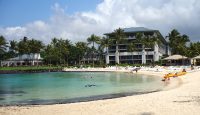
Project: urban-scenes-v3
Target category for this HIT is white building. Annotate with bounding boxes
[1,53,43,66]
[104,27,170,65]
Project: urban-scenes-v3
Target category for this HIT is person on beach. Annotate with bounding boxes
[132,68,139,73]
[162,73,171,81]
[191,64,194,70]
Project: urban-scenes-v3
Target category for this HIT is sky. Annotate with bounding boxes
[0,0,200,43]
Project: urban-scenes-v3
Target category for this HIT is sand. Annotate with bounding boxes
[1,69,200,115]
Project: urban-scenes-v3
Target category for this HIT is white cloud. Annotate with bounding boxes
[0,26,27,41]
[1,0,200,43]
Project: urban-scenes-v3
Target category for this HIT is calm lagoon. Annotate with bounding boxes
[0,72,164,105]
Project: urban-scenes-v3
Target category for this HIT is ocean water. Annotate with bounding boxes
[0,72,165,105]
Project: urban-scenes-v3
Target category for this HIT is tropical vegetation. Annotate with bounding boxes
[0,28,200,68]
[110,28,126,64]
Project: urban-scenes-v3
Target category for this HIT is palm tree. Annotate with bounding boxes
[29,39,44,66]
[5,40,18,60]
[55,38,71,65]
[29,39,43,54]
[168,29,190,55]
[0,36,7,55]
[17,37,30,65]
[128,41,137,64]
[134,32,161,64]
[9,40,18,52]
[43,38,60,65]
[87,34,100,67]
[189,42,200,56]
[75,42,88,65]
[111,28,126,64]
[0,36,7,66]
[52,38,58,47]
[62,39,71,66]
[178,34,190,55]
[100,37,111,64]
[18,37,29,54]
[167,29,190,65]
[46,38,71,66]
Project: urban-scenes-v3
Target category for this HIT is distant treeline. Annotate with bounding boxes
[0,28,200,66]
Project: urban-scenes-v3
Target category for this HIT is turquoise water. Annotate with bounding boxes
[0,72,164,105]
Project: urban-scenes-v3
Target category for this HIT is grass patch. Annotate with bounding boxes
[0,66,63,71]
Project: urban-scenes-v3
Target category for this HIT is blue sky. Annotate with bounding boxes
[0,0,102,27]
[0,0,199,42]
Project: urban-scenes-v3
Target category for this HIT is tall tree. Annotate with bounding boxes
[5,40,18,59]
[43,38,71,66]
[87,34,100,67]
[0,36,8,65]
[59,39,71,66]
[18,37,29,57]
[130,32,161,64]
[75,42,88,65]
[29,39,44,65]
[29,39,44,54]
[0,36,7,55]
[43,38,60,65]
[168,29,190,55]
[9,40,18,52]
[128,41,137,64]
[100,37,111,65]
[111,28,126,64]
[186,42,200,58]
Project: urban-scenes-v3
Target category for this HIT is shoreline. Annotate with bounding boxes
[0,70,170,106]
[1,69,200,115]
[0,68,63,74]
[0,90,161,107]
[0,68,182,106]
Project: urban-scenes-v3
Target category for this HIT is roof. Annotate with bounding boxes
[163,55,188,60]
[8,53,42,61]
[193,55,200,59]
[123,27,156,33]
[104,27,156,35]
[104,27,167,44]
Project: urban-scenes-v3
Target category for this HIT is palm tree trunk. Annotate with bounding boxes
[79,55,80,65]
[132,52,134,65]
[66,56,68,67]
[84,56,85,65]
[50,59,51,67]
[115,43,119,64]
[106,47,109,65]
[142,45,146,64]
[92,42,94,68]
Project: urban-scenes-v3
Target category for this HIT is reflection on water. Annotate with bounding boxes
[0,72,164,105]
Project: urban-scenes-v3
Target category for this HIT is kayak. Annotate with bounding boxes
[163,73,175,79]
[162,72,187,81]
[174,72,187,76]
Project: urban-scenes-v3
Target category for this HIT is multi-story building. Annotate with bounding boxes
[104,27,170,65]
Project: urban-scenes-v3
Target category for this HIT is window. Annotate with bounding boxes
[133,55,142,59]
[146,55,153,59]
[109,56,115,60]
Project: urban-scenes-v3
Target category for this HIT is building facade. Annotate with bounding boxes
[1,53,43,66]
[104,27,170,65]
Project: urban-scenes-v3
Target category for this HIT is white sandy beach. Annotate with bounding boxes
[1,68,200,115]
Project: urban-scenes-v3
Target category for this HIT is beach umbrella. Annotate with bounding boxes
[163,55,188,60]
[193,55,200,59]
